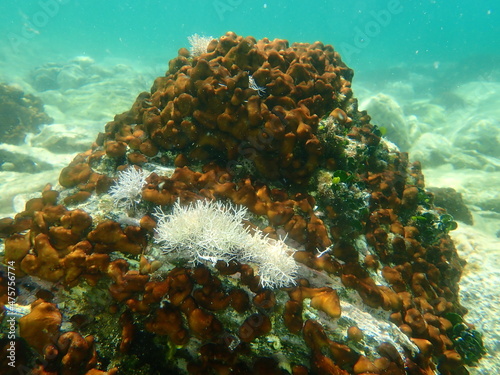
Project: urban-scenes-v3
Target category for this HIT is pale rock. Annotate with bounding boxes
[453,81,500,115]
[403,100,447,129]
[56,64,87,90]
[409,133,455,167]
[451,226,500,375]
[359,93,412,151]
[452,116,500,158]
[28,122,100,153]
[0,143,74,218]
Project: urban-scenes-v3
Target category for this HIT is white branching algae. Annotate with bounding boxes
[154,199,298,288]
[109,166,149,209]
[188,33,214,57]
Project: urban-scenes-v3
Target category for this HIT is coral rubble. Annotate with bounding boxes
[0,32,484,375]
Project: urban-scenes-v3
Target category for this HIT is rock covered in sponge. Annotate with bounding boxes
[19,299,62,354]
[0,32,479,375]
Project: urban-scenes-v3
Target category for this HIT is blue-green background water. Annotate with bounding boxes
[0,2,499,374]
[1,0,499,80]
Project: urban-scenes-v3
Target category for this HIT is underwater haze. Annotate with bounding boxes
[1,1,499,73]
[0,1,499,375]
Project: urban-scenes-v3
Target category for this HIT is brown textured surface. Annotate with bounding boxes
[0,33,474,375]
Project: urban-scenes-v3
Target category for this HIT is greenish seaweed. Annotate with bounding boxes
[411,212,458,245]
[444,313,486,366]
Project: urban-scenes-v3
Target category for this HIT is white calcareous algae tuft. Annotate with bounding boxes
[154,199,298,288]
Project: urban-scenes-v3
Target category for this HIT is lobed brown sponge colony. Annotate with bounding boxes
[0,32,481,375]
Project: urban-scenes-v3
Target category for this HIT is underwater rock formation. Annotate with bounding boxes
[0,32,484,375]
[0,83,53,145]
[427,187,473,226]
[29,56,101,92]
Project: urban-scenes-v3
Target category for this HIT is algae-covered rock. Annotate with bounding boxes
[0,83,53,145]
[0,33,485,375]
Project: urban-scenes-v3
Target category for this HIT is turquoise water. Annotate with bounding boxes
[0,2,499,374]
[1,1,499,75]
